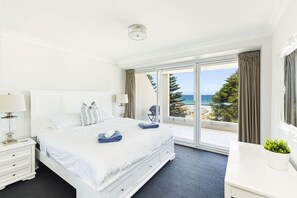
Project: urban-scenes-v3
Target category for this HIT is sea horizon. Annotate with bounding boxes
[182,94,213,106]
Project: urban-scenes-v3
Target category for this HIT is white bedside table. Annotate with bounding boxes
[225,141,297,198]
[0,138,36,190]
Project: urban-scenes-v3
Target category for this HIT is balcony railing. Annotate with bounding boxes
[201,120,238,133]
[164,116,238,133]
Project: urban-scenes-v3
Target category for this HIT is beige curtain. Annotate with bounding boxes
[238,51,260,144]
[124,69,135,118]
[284,50,297,126]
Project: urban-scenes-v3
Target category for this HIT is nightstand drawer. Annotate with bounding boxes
[0,157,31,171]
[0,164,31,183]
[0,147,31,161]
[0,139,36,190]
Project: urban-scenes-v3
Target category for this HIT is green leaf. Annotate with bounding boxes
[264,139,291,154]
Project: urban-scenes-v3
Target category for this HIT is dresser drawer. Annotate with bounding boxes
[137,155,160,182]
[0,165,31,184]
[0,157,31,171]
[107,174,134,198]
[0,146,31,162]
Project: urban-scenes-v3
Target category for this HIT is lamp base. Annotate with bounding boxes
[2,132,18,145]
[119,104,125,117]
[2,139,18,145]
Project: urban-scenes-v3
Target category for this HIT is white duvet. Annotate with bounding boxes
[38,118,173,189]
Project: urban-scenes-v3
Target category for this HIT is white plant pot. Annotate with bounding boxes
[265,149,290,171]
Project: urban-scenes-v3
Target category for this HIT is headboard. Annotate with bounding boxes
[30,90,112,137]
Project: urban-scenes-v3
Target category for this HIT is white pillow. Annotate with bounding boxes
[80,102,102,126]
[48,113,81,129]
[100,109,114,121]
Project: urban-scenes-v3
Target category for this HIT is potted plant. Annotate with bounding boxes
[264,139,291,171]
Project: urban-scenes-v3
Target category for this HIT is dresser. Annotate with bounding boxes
[0,138,36,190]
[225,141,297,198]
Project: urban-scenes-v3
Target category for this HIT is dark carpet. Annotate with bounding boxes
[0,145,227,198]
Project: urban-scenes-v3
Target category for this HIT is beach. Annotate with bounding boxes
[183,104,211,119]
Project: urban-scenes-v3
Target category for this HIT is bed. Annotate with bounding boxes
[30,90,175,198]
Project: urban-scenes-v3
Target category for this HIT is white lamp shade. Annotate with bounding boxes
[116,94,128,104]
[0,94,26,112]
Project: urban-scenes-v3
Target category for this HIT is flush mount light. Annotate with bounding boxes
[128,24,147,41]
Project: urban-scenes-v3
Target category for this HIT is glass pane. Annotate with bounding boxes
[162,67,194,143]
[200,63,238,148]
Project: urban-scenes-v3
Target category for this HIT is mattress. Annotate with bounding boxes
[37,118,173,189]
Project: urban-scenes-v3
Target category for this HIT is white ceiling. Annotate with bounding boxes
[1,0,287,65]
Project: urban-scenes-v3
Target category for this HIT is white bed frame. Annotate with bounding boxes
[30,90,175,198]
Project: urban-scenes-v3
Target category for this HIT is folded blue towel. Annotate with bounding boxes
[138,122,159,129]
[98,130,122,143]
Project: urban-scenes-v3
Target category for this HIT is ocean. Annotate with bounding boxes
[182,94,213,106]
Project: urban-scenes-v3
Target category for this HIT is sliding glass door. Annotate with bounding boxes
[135,57,239,152]
[197,62,238,150]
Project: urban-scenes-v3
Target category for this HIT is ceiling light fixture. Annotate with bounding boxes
[128,24,147,41]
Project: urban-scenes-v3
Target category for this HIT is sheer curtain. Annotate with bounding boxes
[124,69,136,118]
[284,49,297,126]
[238,51,260,144]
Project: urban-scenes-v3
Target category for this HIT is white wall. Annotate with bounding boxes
[271,0,297,166]
[135,73,157,121]
[0,34,124,141]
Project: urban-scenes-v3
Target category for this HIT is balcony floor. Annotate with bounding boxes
[164,123,238,148]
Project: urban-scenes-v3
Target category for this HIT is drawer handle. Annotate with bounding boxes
[13,174,16,176]
[149,165,152,168]
[121,188,125,192]
[12,164,16,167]
[12,154,16,157]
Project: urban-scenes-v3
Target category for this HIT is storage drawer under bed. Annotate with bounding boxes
[107,174,134,198]
[160,144,173,160]
[137,155,161,183]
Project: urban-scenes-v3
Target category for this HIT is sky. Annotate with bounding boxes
[149,67,237,95]
[178,68,237,95]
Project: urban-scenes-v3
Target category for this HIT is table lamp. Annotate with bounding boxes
[0,93,26,145]
[116,94,128,117]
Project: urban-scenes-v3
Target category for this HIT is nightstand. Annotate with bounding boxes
[0,138,36,190]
